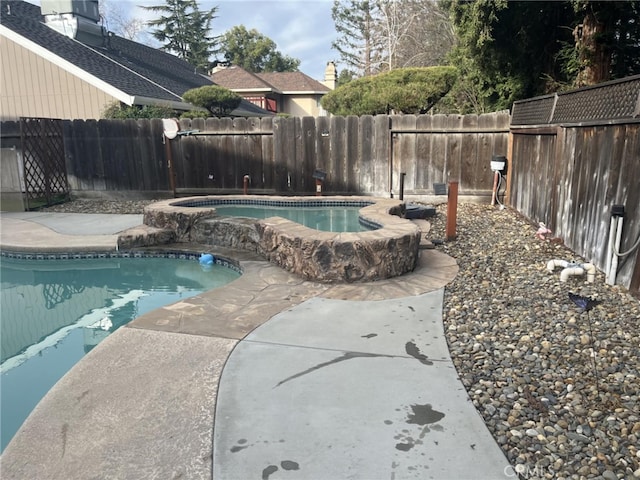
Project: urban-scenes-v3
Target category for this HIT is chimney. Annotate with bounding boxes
[322,61,337,90]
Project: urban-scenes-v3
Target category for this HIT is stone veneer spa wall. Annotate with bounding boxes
[140,196,421,283]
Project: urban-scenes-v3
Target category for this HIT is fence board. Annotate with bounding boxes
[149,119,168,191]
[415,115,433,192]
[346,116,359,192]
[327,116,343,192]
[460,115,478,192]
[431,115,448,186]
[373,115,390,196]
[358,115,374,194]
[393,115,416,195]
[477,114,496,195]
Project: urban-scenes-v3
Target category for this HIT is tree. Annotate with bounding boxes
[331,0,382,76]
[218,26,300,73]
[320,66,457,115]
[100,0,148,42]
[443,0,640,113]
[142,0,218,72]
[182,85,241,116]
[571,1,640,86]
[390,1,455,69]
[332,0,455,77]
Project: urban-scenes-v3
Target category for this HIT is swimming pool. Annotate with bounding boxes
[211,205,371,232]
[0,254,240,452]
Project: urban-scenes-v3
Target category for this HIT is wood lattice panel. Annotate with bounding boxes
[20,118,69,209]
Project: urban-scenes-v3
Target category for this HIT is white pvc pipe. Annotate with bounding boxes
[607,217,624,286]
[547,259,568,272]
[583,263,596,283]
[547,260,596,283]
[605,216,617,280]
[560,266,585,282]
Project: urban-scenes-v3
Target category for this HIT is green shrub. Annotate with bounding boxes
[321,66,458,116]
[101,102,176,119]
[182,85,242,116]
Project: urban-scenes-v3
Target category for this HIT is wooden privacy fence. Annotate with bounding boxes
[509,75,640,293]
[170,113,510,197]
[4,112,507,198]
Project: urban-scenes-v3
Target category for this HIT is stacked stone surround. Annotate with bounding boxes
[139,196,421,283]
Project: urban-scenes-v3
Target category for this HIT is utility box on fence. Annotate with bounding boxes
[313,170,327,195]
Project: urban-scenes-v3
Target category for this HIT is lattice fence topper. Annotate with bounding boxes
[511,75,640,126]
[19,117,69,209]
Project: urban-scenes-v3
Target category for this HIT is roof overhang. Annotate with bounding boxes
[229,87,279,94]
[1,24,133,104]
[279,91,328,95]
[0,24,187,108]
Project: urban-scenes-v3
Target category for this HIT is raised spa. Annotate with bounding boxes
[135,196,421,283]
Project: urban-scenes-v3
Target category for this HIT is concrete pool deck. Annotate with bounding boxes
[0,212,513,479]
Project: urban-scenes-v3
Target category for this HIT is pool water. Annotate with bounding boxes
[0,256,240,452]
[213,205,372,232]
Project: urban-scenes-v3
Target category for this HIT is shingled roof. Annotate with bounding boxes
[258,72,330,93]
[211,66,276,91]
[0,0,271,116]
[211,66,330,94]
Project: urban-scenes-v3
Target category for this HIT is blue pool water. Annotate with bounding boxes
[212,205,374,232]
[0,255,240,452]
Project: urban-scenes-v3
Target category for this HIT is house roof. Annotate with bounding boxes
[0,0,272,116]
[258,72,330,94]
[211,66,330,95]
[211,66,276,92]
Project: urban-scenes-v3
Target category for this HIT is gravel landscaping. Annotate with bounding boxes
[42,198,640,479]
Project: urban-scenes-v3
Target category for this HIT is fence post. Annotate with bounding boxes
[446,181,459,241]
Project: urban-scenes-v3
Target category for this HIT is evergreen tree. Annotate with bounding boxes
[143,0,218,72]
[219,26,300,73]
[331,0,382,76]
[443,0,640,113]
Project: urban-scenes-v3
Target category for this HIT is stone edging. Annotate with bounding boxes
[140,196,421,283]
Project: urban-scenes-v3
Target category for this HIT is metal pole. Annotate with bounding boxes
[399,172,406,201]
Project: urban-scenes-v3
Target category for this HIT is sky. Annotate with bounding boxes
[31,0,338,81]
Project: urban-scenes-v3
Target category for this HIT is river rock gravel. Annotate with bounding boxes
[42,199,640,479]
[427,203,639,480]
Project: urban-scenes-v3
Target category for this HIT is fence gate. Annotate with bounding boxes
[19,118,69,209]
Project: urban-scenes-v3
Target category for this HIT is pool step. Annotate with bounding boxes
[117,225,176,249]
[410,219,435,250]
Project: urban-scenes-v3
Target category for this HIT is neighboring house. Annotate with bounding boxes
[211,62,337,117]
[0,0,270,120]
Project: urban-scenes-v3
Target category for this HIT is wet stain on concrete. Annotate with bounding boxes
[260,461,300,478]
[396,442,414,451]
[281,460,300,471]
[405,341,433,365]
[408,306,415,312]
[262,465,279,479]
[407,404,445,425]
[275,351,394,387]
[361,333,378,339]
